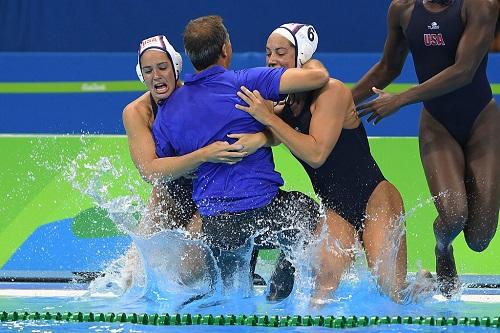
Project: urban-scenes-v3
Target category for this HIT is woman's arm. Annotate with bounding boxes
[236,79,351,169]
[351,0,410,104]
[356,0,498,123]
[123,98,247,184]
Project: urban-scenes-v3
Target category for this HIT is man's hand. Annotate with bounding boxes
[357,87,405,124]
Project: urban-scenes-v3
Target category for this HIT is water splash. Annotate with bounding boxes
[65,151,474,315]
[65,153,262,310]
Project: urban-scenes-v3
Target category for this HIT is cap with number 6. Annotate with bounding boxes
[270,23,318,67]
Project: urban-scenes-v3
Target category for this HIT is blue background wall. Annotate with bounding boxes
[0,0,499,136]
[1,52,499,136]
[0,0,391,53]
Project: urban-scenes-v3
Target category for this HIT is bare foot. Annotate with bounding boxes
[435,245,459,298]
[309,295,331,310]
[397,269,436,303]
[309,282,337,309]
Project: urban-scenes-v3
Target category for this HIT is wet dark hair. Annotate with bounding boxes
[428,0,453,6]
[183,15,230,71]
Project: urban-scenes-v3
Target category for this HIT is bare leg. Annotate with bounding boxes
[463,101,500,253]
[419,109,468,296]
[122,187,201,288]
[118,187,169,288]
[119,243,143,289]
[363,181,407,302]
[311,209,357,303]
[178,213,209,284]
[186,212,202,237]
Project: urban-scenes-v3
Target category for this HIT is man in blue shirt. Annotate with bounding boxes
[153,15,329,300]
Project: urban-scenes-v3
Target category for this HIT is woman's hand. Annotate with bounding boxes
[236,86,276,125]
[199,141,247,164]
[227,132,267,155]
[357,87,405,124]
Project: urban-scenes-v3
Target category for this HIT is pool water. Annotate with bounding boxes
[0,321,498,333]
[1,156,498,332]
[0,275,498,332]
[1,218,498,332]
[1,231,499,332]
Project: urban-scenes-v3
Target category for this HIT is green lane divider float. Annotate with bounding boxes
[1,312,499,328]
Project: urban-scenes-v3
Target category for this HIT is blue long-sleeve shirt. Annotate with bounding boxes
[153,65,286,216]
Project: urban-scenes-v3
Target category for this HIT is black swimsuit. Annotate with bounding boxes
[151,93,197,225]
[282,96,386,230]
[405,0,492,146]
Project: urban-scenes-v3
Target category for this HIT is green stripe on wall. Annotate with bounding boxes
[0,81,499,94]
[0,81,146,93]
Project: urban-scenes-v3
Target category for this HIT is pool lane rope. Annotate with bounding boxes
[1,312,499,328]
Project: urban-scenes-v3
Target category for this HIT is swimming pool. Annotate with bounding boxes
[1,136,499,333]
[1,270,499,333]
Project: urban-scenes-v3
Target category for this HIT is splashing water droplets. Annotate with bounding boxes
[62,140,449,313]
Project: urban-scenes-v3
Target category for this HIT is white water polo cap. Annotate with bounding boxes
[271,23,318,67]
[136,35,182,83]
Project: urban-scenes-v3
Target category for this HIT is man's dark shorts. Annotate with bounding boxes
[201,190,320,251]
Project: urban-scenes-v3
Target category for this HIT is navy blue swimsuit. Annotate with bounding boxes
[151,93,197,224]
[405,0,492,146]
[282,96,386,230]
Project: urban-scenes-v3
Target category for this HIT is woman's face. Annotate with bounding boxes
[265,33,296,69]
[140,50,176,101]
